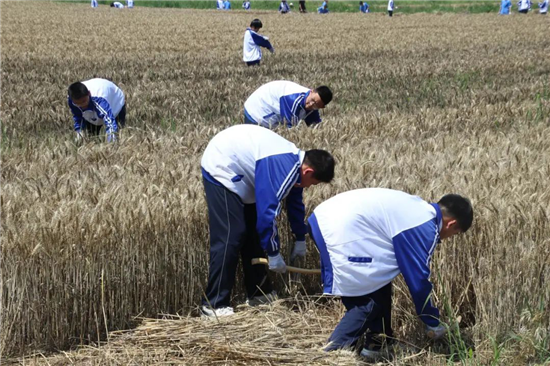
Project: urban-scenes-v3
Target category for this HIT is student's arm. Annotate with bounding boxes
[304,110,321,126]
[285,187,307,241]
[93,97,119,142]
[393,220,441,327]
[279,93,305,126]
[255,153,301,256]
[250,32,273,50]
[68,98,84,133]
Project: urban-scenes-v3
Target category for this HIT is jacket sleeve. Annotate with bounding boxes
[285,187,307,241]
[250,32,273,50]
[93,97,118,142]
[304,110,321,126]
[279,93,305,127]
[68,98,83,132]
[393,220,441,327]
[255,153,302,256]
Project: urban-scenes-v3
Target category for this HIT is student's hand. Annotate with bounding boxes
[264,36,269,40]
[290,240,306,261]
[268,253,287,273]
[425,324,446,340]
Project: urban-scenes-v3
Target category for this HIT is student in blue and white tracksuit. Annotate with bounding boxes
[200,125,335,317]
[243,0,251,9]
[243,19,274,67]
[279,0,291,13]
[127,0,134,8]
[539,0,548,13]
[359,1,370,13]
[243,80,332,129]
[517,0,531,12]
[68,78,126,143]
[110,1,124,8]
[217,0,224,9]
[307,189,473,359]
[224,0,231,9]
[91,0,98,8]
[387,0,395,16]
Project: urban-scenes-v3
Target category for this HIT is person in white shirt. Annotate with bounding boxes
[217,0,224,9]
[517,0,531,12]
[279,0,291,13]
[387,0,395,16]
[538,0,548,13]
[68,78,126,143]
[200,125,335,317]
[127,0,134,8]
[243,80,332,129]
[110,1,124,8]
[242,0,251,9]
[91,0,98,8]
[243,19,274,67]
[308,189,473,360]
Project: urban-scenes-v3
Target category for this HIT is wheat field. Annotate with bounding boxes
[1,2,549,364]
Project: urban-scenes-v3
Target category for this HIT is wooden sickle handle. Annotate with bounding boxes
[252,257,321,275]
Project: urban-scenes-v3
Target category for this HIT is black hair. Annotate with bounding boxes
[110,2,115,6]
[314,86,333,106]
[68,82,89,100]
[438,194,474,232]
[250,19,263,28]
[304,149,335,183]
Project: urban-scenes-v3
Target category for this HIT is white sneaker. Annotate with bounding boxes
[200,306,235,318]
[245,291,278,306]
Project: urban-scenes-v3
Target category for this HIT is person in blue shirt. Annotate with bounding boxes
[68,78,126,143]
[318,3,329,13]
[308,189,473,361]
[499,0,512,14]
[200,125,335,317]
[223,0,231,9]
[242,0,251,9]
[279,0,291,13]
[359,1,370,12]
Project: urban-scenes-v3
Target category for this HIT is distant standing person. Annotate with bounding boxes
[243,19,274,67]
[359,1,370,12]
[127,0,134,8]
[318,2,329,12]
[308,189,473,360]
[243,0,251,9]
[387,0,395,16]
[539,0,548,13]
[499,0,512,14]
[299,0,307,12]
[224,0,232,9]
[68,78,126,143]
[110,1,124,8]
[279,0,291,13]
[91,0,98,8]
[517,0,531,12]
[243,80,332,128]
[217,0,224,9]
[200,124,335,317]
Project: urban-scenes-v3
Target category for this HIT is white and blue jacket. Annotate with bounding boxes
[517,0,531,10]
[201,125,307,256]
[217,0,224,9]
[308,188,443,327]
[539,0,548,13]
[500,0,512,13]
[68,78,125,143]
[91,0,98,8]
[243,28,273,63]
[388,0,394,11]
[243,0,251,9]
[360,2,369,12]
[127,0,134,8]
[244,80,322,129]
[279,1,290,12]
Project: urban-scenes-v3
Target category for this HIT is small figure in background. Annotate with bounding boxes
[242,0,251,10]
[127,0,134,8]
[388,0,396,16]
[91,0,98,8]
[318,3,329,13]
[279,0,290,13]
[243,19,274,67]
[110,1,124,8]
[299,0,307,12]
[538,0,548,13]
[224,0,232,10]
[217,0,224,9]
[517,0,531,13]
[499,0,512,14]
[359,1,370,13]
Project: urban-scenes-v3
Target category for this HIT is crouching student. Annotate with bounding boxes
[243,19,274,66]
[307,189,473,361]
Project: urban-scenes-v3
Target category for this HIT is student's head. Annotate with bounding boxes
[305,86,333,111]
[68,82,91,109]
[250,19,262,31]
[296,149,335,188]
[110,2,115,6]
[437,194,474,239]
[359,1,363,4]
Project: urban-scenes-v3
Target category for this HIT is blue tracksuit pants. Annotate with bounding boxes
[201,178,273,309]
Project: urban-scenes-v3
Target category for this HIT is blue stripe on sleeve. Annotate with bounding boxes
[308,213,333,292]
[250,30,273,49]
[93,97,118,142]
[393,219,441,326]
[255,153,301,255]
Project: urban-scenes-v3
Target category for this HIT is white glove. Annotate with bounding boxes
[290,240,306,261]
[264,36,269,40]
[425,324,446,340]
[268,253,287,273]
